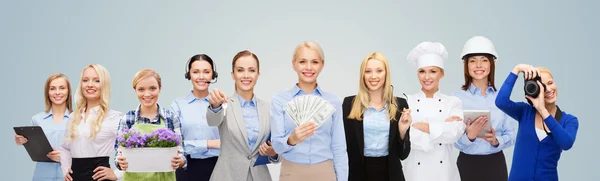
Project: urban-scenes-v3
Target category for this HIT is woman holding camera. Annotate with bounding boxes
[453,36,515,181]
[495,64,579,181]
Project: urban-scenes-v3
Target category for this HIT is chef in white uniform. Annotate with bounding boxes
[401,41,466,181]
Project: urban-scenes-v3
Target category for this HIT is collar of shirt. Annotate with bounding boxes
[43,108,71,119]
[289,83,323,97]
[366,102,388,112]
[184,90,210,104]
[417,89,442,99]
[236,93,257,108]
[83,105,101,114]
[133,104,167,123]
[467,83,495,95]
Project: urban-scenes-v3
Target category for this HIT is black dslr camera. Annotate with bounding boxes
[524,75,546,104]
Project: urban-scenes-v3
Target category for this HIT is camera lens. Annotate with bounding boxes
[524,80,539,97]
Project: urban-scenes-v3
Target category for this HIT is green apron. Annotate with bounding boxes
[123,117,177,181]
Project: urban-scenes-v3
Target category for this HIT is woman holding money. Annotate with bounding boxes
[342,52,411,181]
[270,41,348,181]
[205,50,280,181]
[401,42,466,181]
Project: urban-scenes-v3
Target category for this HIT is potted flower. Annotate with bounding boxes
[117,128,181,172]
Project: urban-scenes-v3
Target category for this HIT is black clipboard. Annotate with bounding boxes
[13,126,55,162]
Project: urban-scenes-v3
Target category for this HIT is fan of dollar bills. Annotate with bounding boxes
[284,95,336,128]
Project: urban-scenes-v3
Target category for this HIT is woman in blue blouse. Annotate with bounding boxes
[171,54,221,181]
[495,64,579,181]
[270,41,348,181]
[14,73,73,181]
[453,36,515,181]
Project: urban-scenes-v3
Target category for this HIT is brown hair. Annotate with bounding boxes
[132,68,162,89]
[461,54,497,91]
[231,50,260,72]
[44,73,73,113]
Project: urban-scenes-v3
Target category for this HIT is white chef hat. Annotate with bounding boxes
[407,41,448,69]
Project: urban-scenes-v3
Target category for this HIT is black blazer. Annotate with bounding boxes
[342,95,410,181]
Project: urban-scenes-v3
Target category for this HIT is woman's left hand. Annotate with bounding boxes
[92,166,117,181]
[259,141,277,157]
[171,150,184,169]
[481,127,499,147]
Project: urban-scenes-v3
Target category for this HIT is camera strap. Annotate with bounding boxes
[543,105,562,135]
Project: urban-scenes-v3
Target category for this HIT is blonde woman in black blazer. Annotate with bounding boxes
[342,52,412,181]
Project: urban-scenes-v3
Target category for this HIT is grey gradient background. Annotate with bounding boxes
[1,1,597,180]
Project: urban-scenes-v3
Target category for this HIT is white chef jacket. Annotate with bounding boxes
[402,90,465,181]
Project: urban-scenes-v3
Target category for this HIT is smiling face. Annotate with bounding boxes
[418,66,444,91]
[189,60,213,92]
[135,76,160,108]
[80,67,102,101]
[232,55,260,92]
[48,77,69,106]
[467,55,491,80]
[293,47,324,84]
[363,58,386,92]
[540,72,557,104]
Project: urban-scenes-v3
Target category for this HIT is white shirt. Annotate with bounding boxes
[402,90,466,181]
[535,128,547,141]
[59,106,123,176]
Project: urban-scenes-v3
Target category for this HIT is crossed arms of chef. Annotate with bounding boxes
[408,99,466,152]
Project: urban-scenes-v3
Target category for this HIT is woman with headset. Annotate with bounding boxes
[171,54,221,181]
[14,73,73,181]
[453,36,516,181]
[270,41,348,181]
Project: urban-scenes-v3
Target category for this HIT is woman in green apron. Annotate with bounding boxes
[114,69,186,181]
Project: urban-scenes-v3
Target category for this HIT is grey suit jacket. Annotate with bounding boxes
[206,94,280,181]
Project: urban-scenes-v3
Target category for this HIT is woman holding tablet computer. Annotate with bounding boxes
[15,73,73,181]
[452,36,516,181]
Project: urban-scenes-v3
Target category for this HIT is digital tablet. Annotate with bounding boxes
[13,126,55,162]
[463,110,492,138]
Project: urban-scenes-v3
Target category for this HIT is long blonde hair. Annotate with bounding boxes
[44,73,73,113]
[348,52,398,121]
[68,64,111,141]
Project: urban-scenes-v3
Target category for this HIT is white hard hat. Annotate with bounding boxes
[407,41,448,69]
[460,36,497,60]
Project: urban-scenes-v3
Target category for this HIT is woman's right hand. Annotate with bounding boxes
[15,135,27,145]
[287,122,318,146]
[208,88,228,109]
[466,116,488,141]
[512,64,540,79]
[64,168,73,181]
[117,150,128,171]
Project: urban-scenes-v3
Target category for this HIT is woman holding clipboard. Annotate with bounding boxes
[14,73,73,181]
[60,64,123,181]
[452,36,516,181]
[206,50,280,181]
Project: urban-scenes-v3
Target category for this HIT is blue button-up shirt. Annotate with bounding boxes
[237,94,260,150]
[363,105,390,157]
[453,83,516,155]
[270,84,348,181]
[171,91,220,159]
[31,108,70,181]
